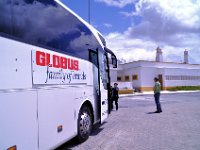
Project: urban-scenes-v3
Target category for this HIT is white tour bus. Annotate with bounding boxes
[0,0,117,150]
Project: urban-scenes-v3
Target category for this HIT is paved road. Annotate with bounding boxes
[58,92,200,150]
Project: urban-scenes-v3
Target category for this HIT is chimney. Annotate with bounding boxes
[156,47,163,62]
[184,49,188,64]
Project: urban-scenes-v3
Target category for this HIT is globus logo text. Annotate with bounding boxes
[36,51,79,71]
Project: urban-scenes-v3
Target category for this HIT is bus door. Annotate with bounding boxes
[104,48,118,115]
[100,53,109,123]
[89,50,109,124]
[89,49,101,122]
[104,53,112,114]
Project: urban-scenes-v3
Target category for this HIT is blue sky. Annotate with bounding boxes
[62,0,135,34]
[62,0,200,64]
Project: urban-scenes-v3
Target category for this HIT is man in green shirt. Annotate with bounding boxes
[154,77,162,113]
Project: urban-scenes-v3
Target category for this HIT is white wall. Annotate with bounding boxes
[140,67,156,87]
[109,69,118,82]
[110,61,200,90]
[132,67,141,88]
[117,66,141,88]
[111,82,133,89]
[164,68,200,87]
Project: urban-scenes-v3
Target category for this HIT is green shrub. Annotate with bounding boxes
[167,86,200,91]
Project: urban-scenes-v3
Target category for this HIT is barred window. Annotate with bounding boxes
[132,75,138,80]
[117,76,122,81]
[125,75,130,81]
[165,75,200,80]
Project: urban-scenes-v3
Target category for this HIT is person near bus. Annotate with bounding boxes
[153,77,162,113]
[112,83,119,111]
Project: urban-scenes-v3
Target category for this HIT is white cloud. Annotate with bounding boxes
[120,11,136,17]
[105,0,200,64]
[95,0,134,8]
[105,31,200,64]
[105,32,157,62]
[103,23,112,28]
[133,0,200,29]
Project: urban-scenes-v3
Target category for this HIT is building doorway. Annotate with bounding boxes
[158,74,163,90]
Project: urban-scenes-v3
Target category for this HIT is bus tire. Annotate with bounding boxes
[77,105,92,142]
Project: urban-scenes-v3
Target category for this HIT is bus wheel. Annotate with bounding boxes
[77,105,92,142]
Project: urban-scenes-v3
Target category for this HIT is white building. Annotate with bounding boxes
[110,48,200,92]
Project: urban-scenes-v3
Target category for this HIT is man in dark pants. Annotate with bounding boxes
[154,77,162,113]
[112,83,119,111]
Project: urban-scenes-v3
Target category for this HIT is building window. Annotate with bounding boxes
[117,76,122,81]
[165,75,200,81]
[132,75,138,80]
[125,75,130,81]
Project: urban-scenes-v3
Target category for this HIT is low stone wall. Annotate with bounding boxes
[119,89,134,94]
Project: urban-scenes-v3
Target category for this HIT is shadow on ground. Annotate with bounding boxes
[146,111,164,114]
[55,122,106,150]
[146,112,156,114]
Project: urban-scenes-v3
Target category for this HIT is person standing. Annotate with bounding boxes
[153,77,162,113]
[112,83,119,111]
[110,86,113,110]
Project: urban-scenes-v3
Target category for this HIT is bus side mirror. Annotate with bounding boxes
[111,55,117,68]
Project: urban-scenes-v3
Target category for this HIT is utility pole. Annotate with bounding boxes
[88,0,90,24]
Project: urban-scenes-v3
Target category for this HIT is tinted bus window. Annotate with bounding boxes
[0,0,13,36]
[10,0,100,60]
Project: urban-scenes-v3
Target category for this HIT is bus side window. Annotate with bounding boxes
[0,0,13,36]
[10,0,99,61]
[89,50,98,67]
[98,51,109,90]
